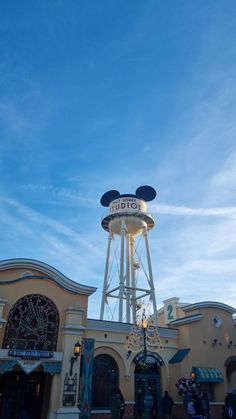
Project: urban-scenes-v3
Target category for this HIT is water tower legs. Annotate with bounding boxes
[100,230,113,320]
[100,220,158,325]
[119,220,126,322]
[143,226,158,326]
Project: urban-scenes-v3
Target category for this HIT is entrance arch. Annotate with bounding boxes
[0,370,52,419]
[0,294,59,419]
[134,353,164,418]
[92,354,119,410]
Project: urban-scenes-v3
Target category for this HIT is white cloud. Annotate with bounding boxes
[21,184,99,208]
[151,203,236,218]
[0,195,105,292]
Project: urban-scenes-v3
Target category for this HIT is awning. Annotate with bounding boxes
[0,359,62,375]
[192,366,224,383]
[169,348,191,364]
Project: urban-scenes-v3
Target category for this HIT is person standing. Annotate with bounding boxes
[111,388,125,419]
[199,391,210,419]
[161,390,174,419]
[224,389,236,419]
[117,388,125,419]
[186,396,197,419]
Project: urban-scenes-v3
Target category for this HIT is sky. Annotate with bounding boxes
[0,0,236,319]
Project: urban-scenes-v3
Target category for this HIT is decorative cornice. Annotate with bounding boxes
[0,258,97,296]
[182,301,236,314]
[170,314,203,326]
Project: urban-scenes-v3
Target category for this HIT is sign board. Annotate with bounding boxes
[8,349,53,359]
[109,197,147,214]
[164,298,179,324]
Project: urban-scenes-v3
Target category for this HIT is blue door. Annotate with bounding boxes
[134,353,164,418]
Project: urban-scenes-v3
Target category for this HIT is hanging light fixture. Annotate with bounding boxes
[70,341,81,376]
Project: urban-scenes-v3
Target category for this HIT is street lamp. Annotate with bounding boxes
[70,341,81,376]
[127,309,162,419]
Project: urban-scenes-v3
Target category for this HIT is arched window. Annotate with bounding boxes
[3,294,59,351]
[92,354,119,409]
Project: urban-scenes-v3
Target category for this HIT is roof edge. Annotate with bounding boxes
[0,258,97,296]
[182,301,236,314]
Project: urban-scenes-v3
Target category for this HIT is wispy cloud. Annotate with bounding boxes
[151,203,236,218]
[0,196,105,298]
[22,184,99,208]
[1,196,103,257]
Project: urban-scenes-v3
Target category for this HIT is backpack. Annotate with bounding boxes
[227,404,234,418]
[187,400,196,415]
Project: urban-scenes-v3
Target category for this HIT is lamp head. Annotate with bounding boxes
[142,319,148,329]
[74,341,81,358]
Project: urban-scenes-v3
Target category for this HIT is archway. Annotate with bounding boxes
[0,370,52,419]
[134,353,164,418]
[0,294,59,419]
[92,354,119,410]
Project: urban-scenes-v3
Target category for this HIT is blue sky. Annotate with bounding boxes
[0,1,236,319]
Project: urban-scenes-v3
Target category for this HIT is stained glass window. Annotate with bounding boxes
[3,294,59,351]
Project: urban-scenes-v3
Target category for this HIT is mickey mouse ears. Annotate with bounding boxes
[100,186,157,207]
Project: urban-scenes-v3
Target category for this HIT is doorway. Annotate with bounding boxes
[0,371,52,419]
[135,375,161,418]
[134,354,162,418]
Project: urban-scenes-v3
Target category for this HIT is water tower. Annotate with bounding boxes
[100,186,158,325]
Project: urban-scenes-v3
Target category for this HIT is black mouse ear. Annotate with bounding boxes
[100,190,120,207]
[135,186,157,201]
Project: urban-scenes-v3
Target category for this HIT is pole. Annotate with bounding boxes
[130,236,136,324]
[143,226,158,327]
[126,234,131,323]
[119,219,126,322]
[100,230,113,319]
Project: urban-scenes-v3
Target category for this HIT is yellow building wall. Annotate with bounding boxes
[0,267,88,351]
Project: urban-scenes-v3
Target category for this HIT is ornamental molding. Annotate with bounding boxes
[182,301,236,314]
[170,314,203,326]
[0,258,97,296]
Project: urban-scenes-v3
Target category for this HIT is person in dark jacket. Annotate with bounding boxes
[117,388,125,418]
[161,390,174,419]
[199,391,210,419]
[111,388,125,419]
[223,389,236,419]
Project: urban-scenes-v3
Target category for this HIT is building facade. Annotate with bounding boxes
[0,259,235,419]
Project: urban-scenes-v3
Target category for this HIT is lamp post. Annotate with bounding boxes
[70,341,81,376]
[127,309,162,419]
[141,311,148,360]
[141,312,152,419]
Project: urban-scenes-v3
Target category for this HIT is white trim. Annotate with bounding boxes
[182,301,236,314]
[170,314,203,326]
[0,258,96,296]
